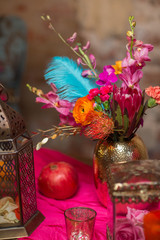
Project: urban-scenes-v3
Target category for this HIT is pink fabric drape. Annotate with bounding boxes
[19,148,111,240]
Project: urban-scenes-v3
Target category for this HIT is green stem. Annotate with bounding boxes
[128,16,135,59]
[49,22,98,78]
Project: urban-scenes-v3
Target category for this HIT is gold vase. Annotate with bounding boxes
[93,135,148,208]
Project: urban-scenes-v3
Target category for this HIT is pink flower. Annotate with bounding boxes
[73,45,79,51]
[81,69,93,77]
[126,207,149,225]
[77,58,83,65]
[82,41,90,51]
[36,84,74,116]
[59,112,77,126]
[122,52,137,69]
[87,88,100,100]
[134,47,151,66]
[134,40,154,52]
[99,94,110,102]
[67,32,77,43]
[100,85,113,95]
[145,86,160,104]
[116,218,145,240]
[89,54,96,69]
[124,38,154,71]
[113,85,142,123]
[98,85,113,102]
[96,65,118,86]
[119,67,143,90]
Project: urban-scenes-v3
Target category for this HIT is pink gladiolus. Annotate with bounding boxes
[122,52,137,69]
[135,40,154,52]
[145,86,160,104]
[89,54,96,69]
[134,47,151,66]
[96,65,118,86]
[67,32,77,43]
[113,85,142,123]
[82,41,90,51]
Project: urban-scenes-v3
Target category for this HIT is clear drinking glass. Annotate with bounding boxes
[64,207,97,240]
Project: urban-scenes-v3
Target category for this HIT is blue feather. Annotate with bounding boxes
[44,56,98,102]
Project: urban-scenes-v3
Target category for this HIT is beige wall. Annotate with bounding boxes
[1,0,160,163]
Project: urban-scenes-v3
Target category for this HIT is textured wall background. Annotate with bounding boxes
[0,0,160,164]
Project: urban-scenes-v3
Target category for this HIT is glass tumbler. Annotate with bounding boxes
[64,207,97,240]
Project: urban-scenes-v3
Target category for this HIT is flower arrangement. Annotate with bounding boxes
[27,16,160,150]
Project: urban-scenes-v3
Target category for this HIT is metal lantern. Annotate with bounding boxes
[106,159,160,240]
[0,95,44,239]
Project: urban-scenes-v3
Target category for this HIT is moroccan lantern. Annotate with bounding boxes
[0,86,44,239]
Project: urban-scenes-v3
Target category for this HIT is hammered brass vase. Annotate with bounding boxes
[93,135,148,208]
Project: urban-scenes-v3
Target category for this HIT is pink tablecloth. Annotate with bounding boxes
[19,148,111,240]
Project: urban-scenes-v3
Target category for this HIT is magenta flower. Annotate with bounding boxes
[67,32,77,43]
[116,218,145,240]
[96,65,118,86]
[119,67,143,90]
[113,85,142,123]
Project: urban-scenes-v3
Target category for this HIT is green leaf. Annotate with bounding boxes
[123,110,129,133]
[115,104,123,126]
[103,101,109,110]
[148,97,157,108]
[94,96,101,104]
[94,104,103,111]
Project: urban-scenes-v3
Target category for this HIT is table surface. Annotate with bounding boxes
[19,148,110,240]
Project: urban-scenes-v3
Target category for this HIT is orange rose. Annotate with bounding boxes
[73,96,95,126]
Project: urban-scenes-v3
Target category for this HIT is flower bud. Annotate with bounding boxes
[132,21,136,27]
[67,32,77,43]
[82,41,90,51]
[77,58,82,65]
[82,70,93,77]
[127,31,133,37]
